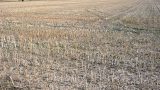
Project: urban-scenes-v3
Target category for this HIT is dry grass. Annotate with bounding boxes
[0,0,160,90]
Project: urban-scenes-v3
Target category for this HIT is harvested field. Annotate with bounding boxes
[0,0,160,90]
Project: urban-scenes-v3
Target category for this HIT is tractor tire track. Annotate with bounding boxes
[86,0,143,31]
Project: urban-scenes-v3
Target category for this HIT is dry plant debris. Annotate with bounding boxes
[0,0,160,90]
